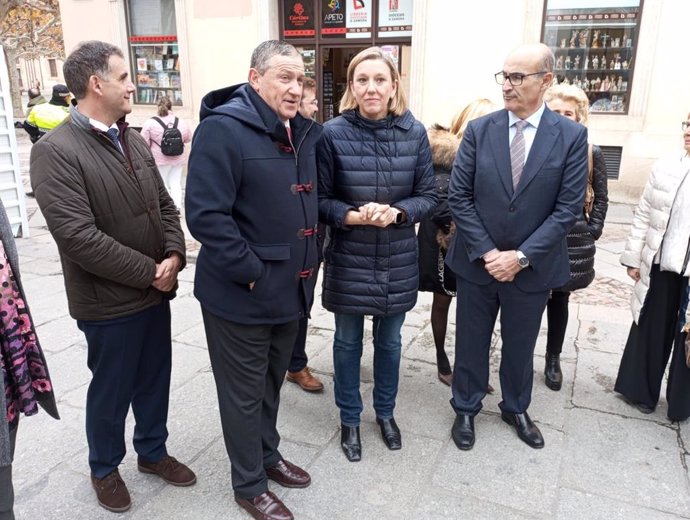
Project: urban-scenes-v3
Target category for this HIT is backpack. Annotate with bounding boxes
[153,116,184,156]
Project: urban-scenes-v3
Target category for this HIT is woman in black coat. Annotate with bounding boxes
[417,99,497,387]
[318,47,436,462]
[542,84,609,391]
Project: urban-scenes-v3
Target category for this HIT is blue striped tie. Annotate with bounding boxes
[511,120,528,190]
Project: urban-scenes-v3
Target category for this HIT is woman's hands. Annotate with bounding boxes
[345,203,402,228]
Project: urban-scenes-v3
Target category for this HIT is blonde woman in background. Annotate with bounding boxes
[417,99,498,387]
[542,84,608,391]
[141,96,192,210]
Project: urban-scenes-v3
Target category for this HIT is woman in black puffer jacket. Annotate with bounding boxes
[542,84,609,391]
[318,47,436,462]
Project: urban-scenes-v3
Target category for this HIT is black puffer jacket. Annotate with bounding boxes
[318,109,437,315]
[557,144,609,292]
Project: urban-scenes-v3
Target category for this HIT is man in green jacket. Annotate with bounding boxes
[30,40,195,514]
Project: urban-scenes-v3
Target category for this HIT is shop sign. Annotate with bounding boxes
[377,0,413,38]
[321,0,346,37]
[346,0,372,39]
[283,0,316,38]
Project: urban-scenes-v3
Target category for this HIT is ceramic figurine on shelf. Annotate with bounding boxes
[614,55,621,70]
[601,57,607,70]
[609,57,615,70]
[600,33,610,48]
[584,55,589,70]
[622,59,629,70]
[593,76,601,90]
[564,56,571,70]
[579,29,589,48]
[583,78,590,91]
[610,76,618,91]
[570,30,578,48]
[617,76,623,91]
[613,38,620,48]
[560,38,567,48]
[591,30,600,48]
[555,55,564,69]
[600,76,611,91]
[591,55,599,69]
[574,55,580,69]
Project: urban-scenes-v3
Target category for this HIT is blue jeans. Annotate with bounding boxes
[333,312,406,427]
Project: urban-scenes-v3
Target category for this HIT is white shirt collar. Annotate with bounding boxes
[508,102,546,129]
[89,118,118,134]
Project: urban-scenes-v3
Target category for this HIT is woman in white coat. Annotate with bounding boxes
[615,114,690,421]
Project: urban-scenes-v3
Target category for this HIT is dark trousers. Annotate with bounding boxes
[451,278,549,415]
[288,316,309,372]
[0,425,17,520]
[78,301,172,478]
[201,308,298,499]
[615,265,690,421]
[546,290,571,356]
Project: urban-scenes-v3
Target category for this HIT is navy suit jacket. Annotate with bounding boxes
[446,107,589,293]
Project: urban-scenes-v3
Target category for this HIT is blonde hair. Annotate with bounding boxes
[544,84,590,126]
[339,46,408,116]
[449,98,498,139]
[157,96,173,117]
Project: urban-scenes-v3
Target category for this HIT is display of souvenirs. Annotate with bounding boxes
[591,55,599,69]
[591,30,600,48]
[600,57,607,70]
[555,55,564,69]
[574,55,580,69]
[584,55,589,70]
[560,38,567,48]
[600,76,611,91]
[579,29,589,48]
[564,56,571,70]
[569,30,578,47]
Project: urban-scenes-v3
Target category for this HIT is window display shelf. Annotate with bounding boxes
[542,5,642,114]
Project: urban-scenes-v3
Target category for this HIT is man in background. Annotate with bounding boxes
[23,84,70,143]
[286,75,324,393]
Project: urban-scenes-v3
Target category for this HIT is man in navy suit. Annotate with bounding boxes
[446,43,588,450]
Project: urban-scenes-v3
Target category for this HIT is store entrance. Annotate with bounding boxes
[320,46,365,121]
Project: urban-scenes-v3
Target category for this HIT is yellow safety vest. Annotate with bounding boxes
[27,103,69,132]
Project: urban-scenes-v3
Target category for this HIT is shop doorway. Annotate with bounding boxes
[319,44,411,123]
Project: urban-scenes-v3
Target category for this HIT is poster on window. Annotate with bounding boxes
[321,0,346,37]
[346,0,372,39]
[377,0,413,38]
[283,0,316,38]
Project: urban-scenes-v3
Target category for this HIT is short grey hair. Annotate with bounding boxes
[250,40,299,74]
[63,40,124,100]
[540,44,555,73]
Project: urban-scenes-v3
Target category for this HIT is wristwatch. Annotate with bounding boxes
[393,208,405,224]
[516,250,530,268]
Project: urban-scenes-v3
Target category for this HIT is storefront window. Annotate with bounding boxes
[542,0,643,114]
[126,0,182,106]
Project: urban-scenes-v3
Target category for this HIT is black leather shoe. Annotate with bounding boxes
[376,417,402,450]
[501,411,544,449]
[544,353,563,391]
[340,425,361,462]
[451,414,475,450]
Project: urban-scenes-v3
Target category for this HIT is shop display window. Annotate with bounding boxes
[126,0,182,106]
[542,1,643,114]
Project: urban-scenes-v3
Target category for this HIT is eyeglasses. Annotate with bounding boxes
[495,71,547,86]
[682,121,690,131]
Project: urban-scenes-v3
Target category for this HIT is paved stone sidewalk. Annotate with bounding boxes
[11,130,690,519]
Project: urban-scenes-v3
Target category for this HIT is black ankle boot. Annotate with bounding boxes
[340,425,361,462]
[544,353,562,391]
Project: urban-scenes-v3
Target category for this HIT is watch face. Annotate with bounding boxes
[518,258,529,267]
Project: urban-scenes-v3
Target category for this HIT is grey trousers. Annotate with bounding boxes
[0,425,17,520]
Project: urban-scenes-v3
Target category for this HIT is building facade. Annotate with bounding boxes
[56,0,689,201]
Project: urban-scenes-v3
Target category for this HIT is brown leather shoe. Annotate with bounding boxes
[138,455,197,486]
[265,459,311,488]
[286,367,324,392]
[91,469,131,513]
[235,491,294,520]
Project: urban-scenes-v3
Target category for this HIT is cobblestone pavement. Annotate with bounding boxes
[14,129,690,520]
